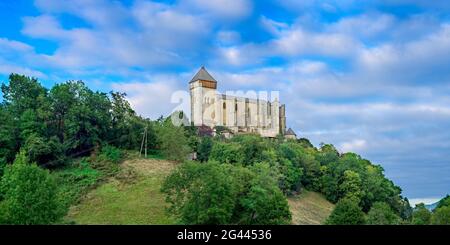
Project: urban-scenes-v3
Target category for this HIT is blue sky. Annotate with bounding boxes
[1,0,450,204]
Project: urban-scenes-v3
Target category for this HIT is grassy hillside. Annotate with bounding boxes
[65,155,334,225]
[65,157,177,224]
[288,191,335,225]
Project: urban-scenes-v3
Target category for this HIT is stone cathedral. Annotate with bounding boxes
[189,66,296,138]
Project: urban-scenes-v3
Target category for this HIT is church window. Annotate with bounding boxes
[222,102,227,126]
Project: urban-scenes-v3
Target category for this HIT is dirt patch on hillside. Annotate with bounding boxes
[121,158,178,177]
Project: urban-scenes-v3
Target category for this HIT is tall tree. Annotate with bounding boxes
[0,152,64,224]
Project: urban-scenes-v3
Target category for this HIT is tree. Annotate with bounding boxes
[366,202,401,225]
[340,170,363,203]
[1,74,47,116]
[325,198,366,225]
[436,195,450,209]
[0,105,17,167]
[197,136,213,162]
[431,206,450,225]
[0,152,64,224]
[231,135,268,166]
[411,203,432,225]
[157,120,191,161]
[161,161,237,224]
[22,134,64,168]
[209,141,243,164]
[238,163,291,224]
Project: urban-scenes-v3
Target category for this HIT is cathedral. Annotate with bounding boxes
[189,66,296,138]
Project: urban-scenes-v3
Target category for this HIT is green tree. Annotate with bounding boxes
[157,120,191,161]
[238,163,291,224]
[325,198,366,225]
[161,161,237,224]
[431,205,450,225]
[340,170,363,203]
[22,134,64,168]
[366,202,401,225]
[411,203,432,225]
[0,152,64,224]
[0,105,17,167]
[209,141,243,164]
[231,134,267,166]
[197,137,213,162]
[436,195,450,209]
[1,74,47,116]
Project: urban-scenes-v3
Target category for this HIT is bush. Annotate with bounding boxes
[325,198,366,225]
[98,145,123,164]
[0,152,64,224]
[53,159,101,209]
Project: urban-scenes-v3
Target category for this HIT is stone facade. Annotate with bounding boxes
[189,67,290,138]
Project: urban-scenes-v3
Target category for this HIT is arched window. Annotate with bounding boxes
[222,102,227,126]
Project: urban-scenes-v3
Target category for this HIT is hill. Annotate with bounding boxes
[288,191,335,225]
[65,155,334,225]
[65,156,177,224]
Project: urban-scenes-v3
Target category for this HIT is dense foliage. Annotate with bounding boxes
[0,152,64,224]
[161,161,291,224]
[325,198,366,225]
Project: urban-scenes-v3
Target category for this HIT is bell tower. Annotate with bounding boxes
[189,66,217,126]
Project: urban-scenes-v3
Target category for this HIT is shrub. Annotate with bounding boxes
[0,152,64,224]
[53,159,101,209]
[98,145,123,164]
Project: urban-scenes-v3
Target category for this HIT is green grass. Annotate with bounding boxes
[288,190,335,225]
[65,157,176,224]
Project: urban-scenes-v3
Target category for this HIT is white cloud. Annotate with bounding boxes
[340,139,367,153]
[183,0,252,20]
[409,197,441,206]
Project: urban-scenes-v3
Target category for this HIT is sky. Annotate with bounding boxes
[0,0,449,204]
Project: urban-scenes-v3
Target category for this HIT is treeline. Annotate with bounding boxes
[0,74,150,170]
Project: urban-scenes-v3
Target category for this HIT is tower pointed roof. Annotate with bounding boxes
[190,66,217,83]
[285,128,296,136]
